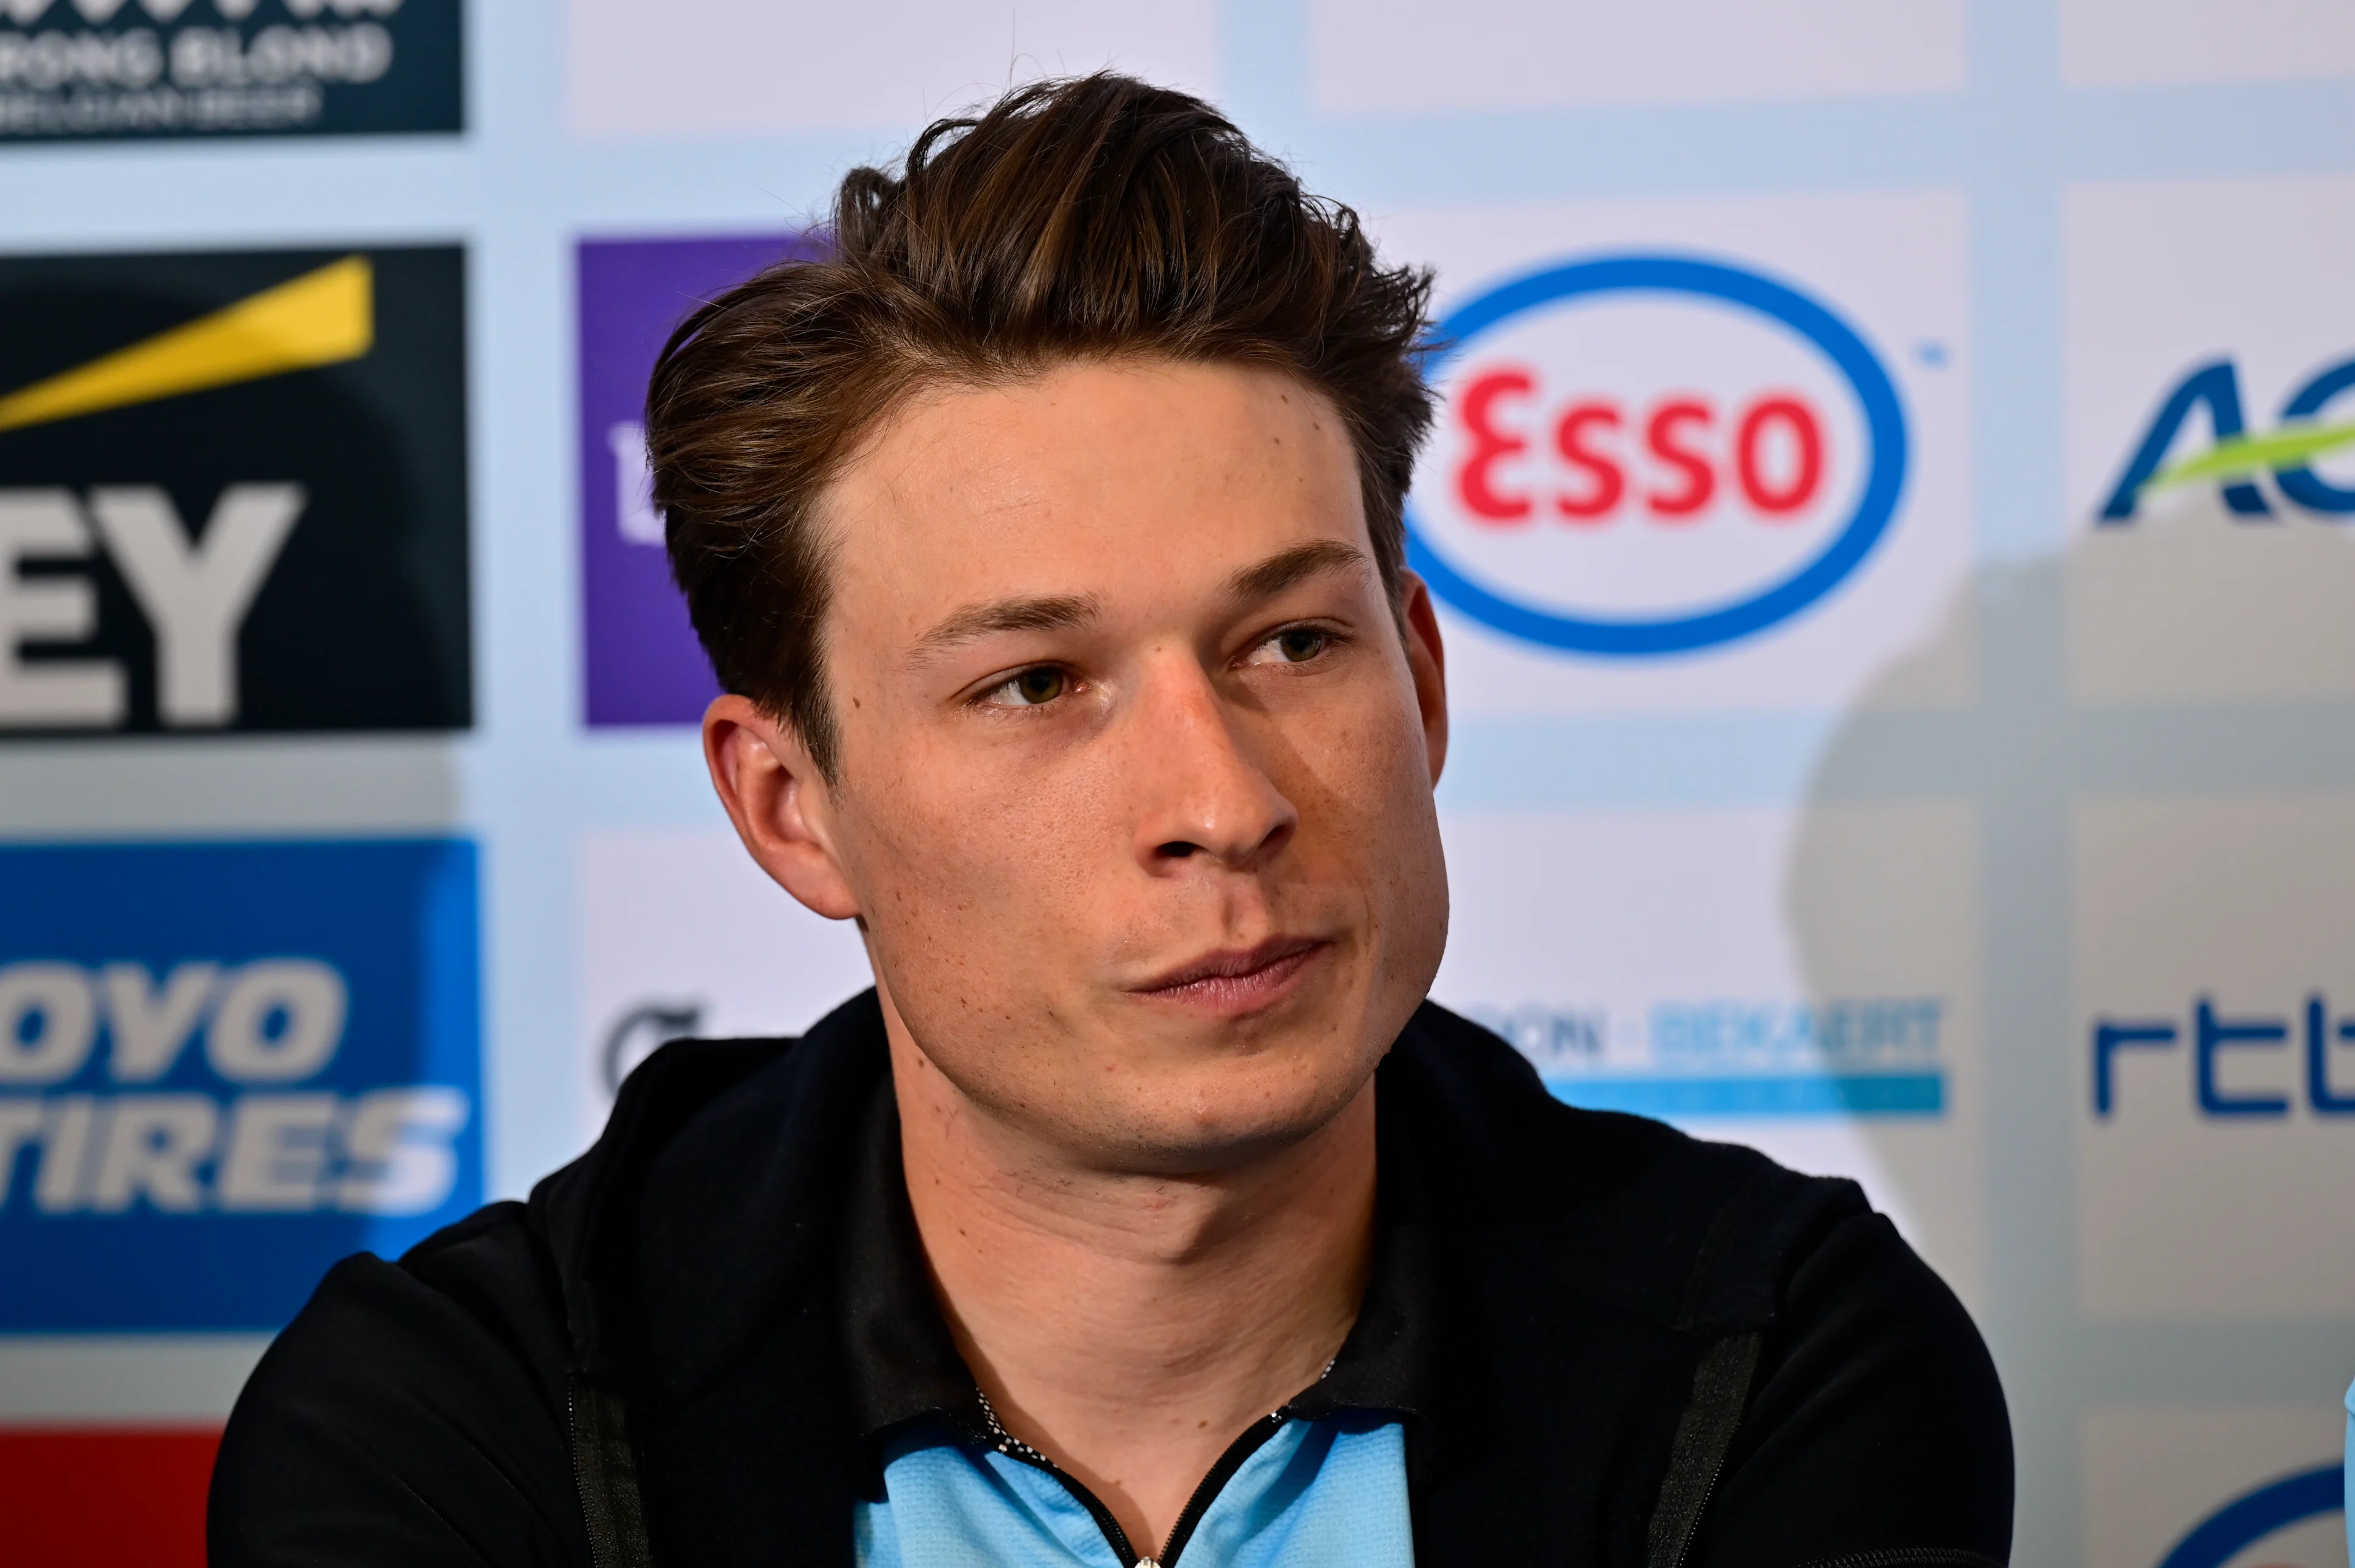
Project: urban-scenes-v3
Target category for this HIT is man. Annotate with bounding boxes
[212,75,2011,1567]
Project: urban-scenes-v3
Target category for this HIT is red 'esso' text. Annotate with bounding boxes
[1454,367,1828,527]
[1407,285,1869,625]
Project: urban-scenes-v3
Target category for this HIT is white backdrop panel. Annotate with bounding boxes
[569,0,1219,137]
[576,827,873,1145]
[1313,0,1964,113]
[2064,174,2355,704]
[2075,794,2355,1319]
[2062,0,2355,88]
[2082,1405,2346,1568]
[1433,801,1985,1309]
[1375,189,1975,717]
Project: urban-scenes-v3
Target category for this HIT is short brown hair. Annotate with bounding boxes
[646,72,1436,778]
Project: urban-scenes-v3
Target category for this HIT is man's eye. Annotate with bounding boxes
[982,666,1067,706]
[1261,627,1329,664]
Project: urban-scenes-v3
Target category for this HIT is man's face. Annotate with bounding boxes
[729,359,1449,1172]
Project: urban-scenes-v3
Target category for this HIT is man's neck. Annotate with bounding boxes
[886,1023,1376,1561]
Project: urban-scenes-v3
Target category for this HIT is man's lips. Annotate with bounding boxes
[1132,935,1330,1014]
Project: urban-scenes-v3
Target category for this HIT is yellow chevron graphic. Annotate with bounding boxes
[0,254,373,433]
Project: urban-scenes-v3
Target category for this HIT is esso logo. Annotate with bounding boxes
[1405,255,1907,655]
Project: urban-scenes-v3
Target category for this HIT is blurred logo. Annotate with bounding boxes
[0,838,480,1330]
[576,234,819,727]
[2100,355,2355,522]
[0,245,469,736]
[1407,254,1907,656]
[1471,994,1948,1119]
[2154,1463,2342,1568]
[0,0,459,142]
[600,998,702,1095]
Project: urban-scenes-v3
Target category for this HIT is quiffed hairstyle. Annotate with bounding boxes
[646,73,1437,778]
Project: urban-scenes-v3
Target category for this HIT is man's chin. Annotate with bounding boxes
[893,979,1391,1174]
[1055,1057,1380,1176]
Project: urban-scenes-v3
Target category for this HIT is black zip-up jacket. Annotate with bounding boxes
[209,993,2012,1568]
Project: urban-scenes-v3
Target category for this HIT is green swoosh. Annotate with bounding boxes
[2141,421,2355,493]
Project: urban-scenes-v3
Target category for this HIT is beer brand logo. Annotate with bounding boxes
[0,0,460,143]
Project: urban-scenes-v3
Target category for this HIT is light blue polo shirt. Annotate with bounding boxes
[854,1415,1414,1568]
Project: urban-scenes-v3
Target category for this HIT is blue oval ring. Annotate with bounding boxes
[2156,1464,2342,1568]
[1403,254,1909,656]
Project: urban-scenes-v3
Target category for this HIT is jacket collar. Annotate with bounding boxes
[530,992,1875,1566]
[833,1053,1443,1491]
[535,989,1852,1453]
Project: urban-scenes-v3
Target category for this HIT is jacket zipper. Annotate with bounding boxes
[1652,1331,1765,1568]
[1152,1412,1287,1567]
[568,1380,646,1568]
[976,1391,1290,1568]
[976,1391,1144,1566]
[1666,1444,1729,1568]
[566,1385,603,1568]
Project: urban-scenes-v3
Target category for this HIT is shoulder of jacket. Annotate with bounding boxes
[399,1197,557,1299]
[523,989,889,1381]
[232,1210,570,1421]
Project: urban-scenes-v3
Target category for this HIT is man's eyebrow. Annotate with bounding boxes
[909,594,1101,662]
[1222,540,1373,605]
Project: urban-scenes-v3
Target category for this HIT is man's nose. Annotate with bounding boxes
[1125,659,1298,874]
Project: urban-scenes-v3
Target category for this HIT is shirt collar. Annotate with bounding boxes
[833,1069,1441,1483]
[835,1081,995,1463]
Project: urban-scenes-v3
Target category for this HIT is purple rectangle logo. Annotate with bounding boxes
[577,235,818,727]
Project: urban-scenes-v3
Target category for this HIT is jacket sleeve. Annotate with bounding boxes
[1690,1212,2013,1568]
[207,1204,590,1568]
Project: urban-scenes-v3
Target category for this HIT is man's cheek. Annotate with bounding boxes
[1292,684,1413,787]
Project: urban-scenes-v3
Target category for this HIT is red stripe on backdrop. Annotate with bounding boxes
[0,1428,221,1568]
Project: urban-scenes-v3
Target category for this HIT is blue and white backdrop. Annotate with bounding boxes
[3,4,2353,1565]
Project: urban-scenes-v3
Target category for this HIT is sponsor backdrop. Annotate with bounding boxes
[2,2,2353,1565]
[0,245,470,734]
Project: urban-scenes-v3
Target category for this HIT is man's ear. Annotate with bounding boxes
[1398,570,1449,787]
[703,694,862,921]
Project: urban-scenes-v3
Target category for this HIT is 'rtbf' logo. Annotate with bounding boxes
[0,246,468,735]
[2099,354,2355,522]
[0,838,479,1331]
[2092,993,2355,1119]
[1406,254,1906,656]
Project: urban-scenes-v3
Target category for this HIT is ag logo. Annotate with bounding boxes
[2100,355,2355,521]
[1407,254,1907,656]
[0,246,467,735]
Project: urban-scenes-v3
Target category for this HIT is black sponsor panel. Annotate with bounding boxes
[0,0,461,143]
[0,245,469,735]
